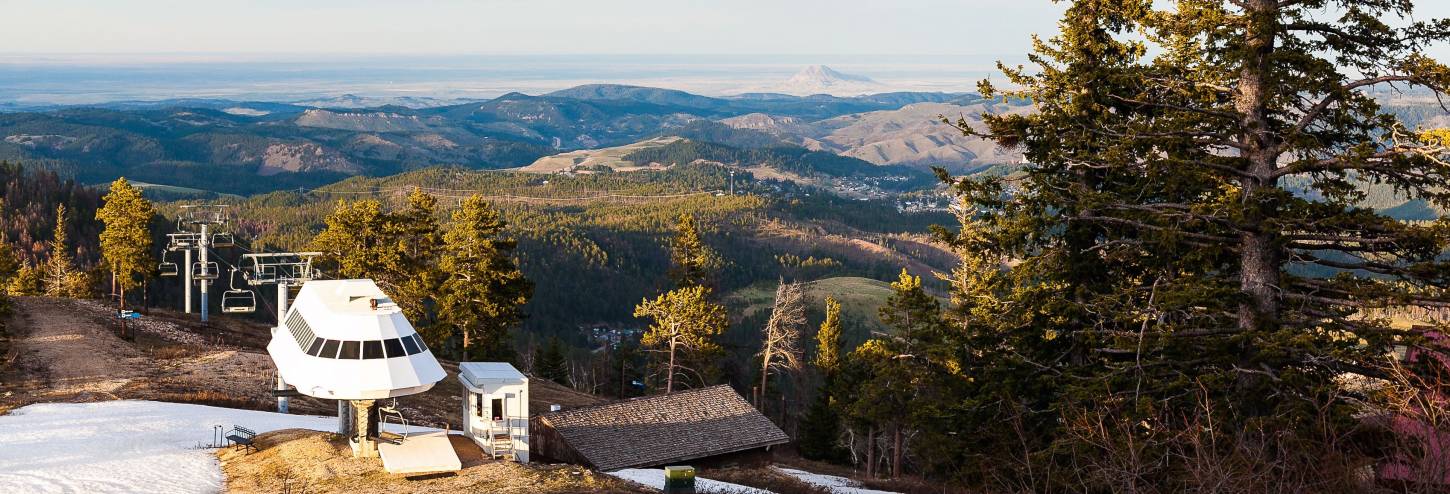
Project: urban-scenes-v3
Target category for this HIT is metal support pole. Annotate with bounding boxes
[275,374,289,414]
[183,248,192,314]
[277,282,289,323]
[199,223,209,322]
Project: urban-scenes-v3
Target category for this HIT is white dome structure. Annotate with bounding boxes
[266,279,446,401]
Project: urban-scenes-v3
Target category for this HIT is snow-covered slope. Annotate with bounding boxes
[0,401,337,493]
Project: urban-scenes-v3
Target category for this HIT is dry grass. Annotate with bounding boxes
[146,389,274,411]
[220,429,648,493]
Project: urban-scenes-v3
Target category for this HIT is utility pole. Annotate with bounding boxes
[729,170,736,196]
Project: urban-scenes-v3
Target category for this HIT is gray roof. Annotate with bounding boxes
[534,385,789,471]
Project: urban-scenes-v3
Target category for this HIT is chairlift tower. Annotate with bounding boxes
[175,205,230,322]
[239,252,320,413]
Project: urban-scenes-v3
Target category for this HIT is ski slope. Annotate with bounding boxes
[0,400,336,493]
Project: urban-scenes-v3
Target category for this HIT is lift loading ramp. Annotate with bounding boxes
[378,431,462,474]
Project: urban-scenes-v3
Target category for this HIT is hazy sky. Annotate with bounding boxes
[1,0,1065,58]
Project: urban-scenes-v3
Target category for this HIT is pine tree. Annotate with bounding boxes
[96,178,155,338]
[310,199,404,283]
[43,204,84,298]
[533,336,569,385]
[0,233,19,288]
[798,295,846,462]
[437,195,532,361]
[667,213,721,289]
[936,0,1450,485]
[633,284,726,393]
[7,263,42,296]
[393,188,444,328]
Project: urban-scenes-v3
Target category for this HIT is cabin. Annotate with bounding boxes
[529,385,789,471]
[459,362,530,463]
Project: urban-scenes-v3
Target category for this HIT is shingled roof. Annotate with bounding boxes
[530,385,789,471]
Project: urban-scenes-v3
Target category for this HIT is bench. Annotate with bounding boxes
[225,425,257,453]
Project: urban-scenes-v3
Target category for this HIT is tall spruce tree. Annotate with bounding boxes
[96,178,155,339]
[0,233,19,288]
[936,0,1450,486]
[437,195,532,361]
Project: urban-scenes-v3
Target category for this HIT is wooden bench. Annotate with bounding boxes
[225,425,257,453]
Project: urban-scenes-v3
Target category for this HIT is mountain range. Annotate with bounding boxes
[0,84,1004,195]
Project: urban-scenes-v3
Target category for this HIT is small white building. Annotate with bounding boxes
[459,362,530,463]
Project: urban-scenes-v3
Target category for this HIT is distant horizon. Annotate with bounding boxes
[0,54,1013,106]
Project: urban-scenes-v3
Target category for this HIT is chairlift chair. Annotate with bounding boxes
[211,232,235,248]
[158,252,178,277]
[221,268,256,314]
[191,261,219,280]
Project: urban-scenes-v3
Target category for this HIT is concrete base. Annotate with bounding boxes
[350,437,379,458]
[378,431,462,474]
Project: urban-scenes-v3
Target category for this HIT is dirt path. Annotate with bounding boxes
[1,297,151,404]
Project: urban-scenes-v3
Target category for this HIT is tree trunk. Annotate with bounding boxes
[760,338,773,406]
[865,426,876,479]
[891,425,902,479]
[1234,0,1282,335]
[119,284,127,340]
[666,337,677,394]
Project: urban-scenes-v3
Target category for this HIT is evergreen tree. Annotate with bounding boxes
[633,284,726,393]
[7,263,42,296]
[667,213,721,289]
[934,0,1450,486]
[0,233,19,288]
[393,189,445,328]
[43,204,85,298]
[310,199,403,283]
[96,178,155,338]
[437,195,532,361]
[533,336,569,385]
[798,296,846,461]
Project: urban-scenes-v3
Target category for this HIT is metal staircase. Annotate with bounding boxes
[488,418,517,460]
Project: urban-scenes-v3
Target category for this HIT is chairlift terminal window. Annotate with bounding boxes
[339,340,361,359]
[383,338,405,358]
[319,339,340,358]
[491,398,504,421]
[362,340,385,359]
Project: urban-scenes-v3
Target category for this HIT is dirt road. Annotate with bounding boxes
[1,297,149,403]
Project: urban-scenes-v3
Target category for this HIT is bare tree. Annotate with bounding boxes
[758,278,806,403]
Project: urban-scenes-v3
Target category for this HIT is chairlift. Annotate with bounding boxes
[191,261,219,280]
[158,252,178,277]
[379,399,411,441]
[211,232,235,248]
[221,268,256,314]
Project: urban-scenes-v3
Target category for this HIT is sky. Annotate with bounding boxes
[0,0,1065,58]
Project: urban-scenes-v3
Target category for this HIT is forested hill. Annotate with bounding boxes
[160,164,956,341]
[0,86,971,195]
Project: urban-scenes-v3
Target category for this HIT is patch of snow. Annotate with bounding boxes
[0,400,337,494]
[774,466,900,494]
[608,468,772,494]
